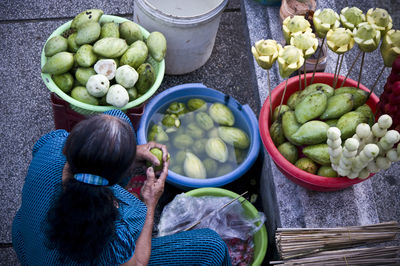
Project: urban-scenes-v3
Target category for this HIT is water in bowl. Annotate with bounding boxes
[146,96,251,179]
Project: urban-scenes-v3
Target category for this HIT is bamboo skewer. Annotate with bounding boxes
[340,49,362,87]
[275,221,400,260]
[357,51,366,89]
[303,63,307,89]
[310,37,325,85]
[270,246,400,265]
[332,54,341,87]
[367,65,387,100]
[278,79,289,117]
[267,69,273,120]
[333,54,344,88]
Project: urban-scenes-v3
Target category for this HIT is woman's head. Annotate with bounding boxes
[64,114,137,185]
[46,114,137,263]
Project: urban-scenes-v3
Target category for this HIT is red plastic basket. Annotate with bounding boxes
[259,73,379,191]
[51,93,145,132]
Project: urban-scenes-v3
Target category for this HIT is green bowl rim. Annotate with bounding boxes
[185,187,268,266]
[40,14,165,112]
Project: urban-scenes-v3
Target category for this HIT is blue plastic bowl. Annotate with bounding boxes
[137,83,260,190]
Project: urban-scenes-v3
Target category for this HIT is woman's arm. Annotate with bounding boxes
[121,161,169,266]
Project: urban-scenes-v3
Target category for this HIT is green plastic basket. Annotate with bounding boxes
[185,187,268,266]
[40,15,165,115]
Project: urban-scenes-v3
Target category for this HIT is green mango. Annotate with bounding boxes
[71,86,99,105]
[76,44,97,67]
[272,104,291,122]
[335,86,368,108]
[291,120,329,145]
[119,21,143,45]
[295,157,317,174]
[136,63,155,94]
[173,134,193,149]
[147,148,169,172]
[44,35,68,57]
[194,112,213,130]
[146,31,167,62]
[188,98,207,112]
[277,142,298,164]
[302,144,330,166]
[52,73,74,93]
[295,92,328,124]
[337,111,369,140]
[192,139,207,155]
[355,104,375,126]
[42,52,74,75]
[186,123,204,139]
[67,33,79,53]
[320,93,354,120]
[296,83,334,106]
[93,37,128,58]
[100,22,119,38]
[209,103,235,126]
[282,111,301,145]
[317,166,338,177]
[270,120,286,147]
[148,124,169,142]
[325,119,338,127]
[75,22,101,45]
[203,158,218,177]
[120,40,148,69]
[234,148,247,164]
[287,91,301,110]
[218,126,250,149]
[71,9,104,30]
[75,67,96,86]
[127,87,138,101]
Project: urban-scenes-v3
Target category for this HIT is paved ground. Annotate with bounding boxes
[0,0,263,264]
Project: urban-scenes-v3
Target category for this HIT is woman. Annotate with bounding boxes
[12,110,231,265]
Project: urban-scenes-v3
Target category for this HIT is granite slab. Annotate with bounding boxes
[242,0,400,260]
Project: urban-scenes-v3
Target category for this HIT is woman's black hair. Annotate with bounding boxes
[45,114,137,264]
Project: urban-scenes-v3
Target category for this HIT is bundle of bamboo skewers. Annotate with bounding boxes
[271,221,400,265]
[271,246,400,265]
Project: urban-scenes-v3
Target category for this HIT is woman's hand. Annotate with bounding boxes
[140,159,169,210]
[135,142,169,169]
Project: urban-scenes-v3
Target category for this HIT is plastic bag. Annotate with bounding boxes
[157,193,266,265]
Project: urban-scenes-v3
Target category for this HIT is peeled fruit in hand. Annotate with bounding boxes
[209,103,235,126]
[147,148,169,172]
[184,152,206,179]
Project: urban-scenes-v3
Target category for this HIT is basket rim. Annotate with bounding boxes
[40,14,165,112]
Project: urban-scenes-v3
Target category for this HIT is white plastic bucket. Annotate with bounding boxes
[134,0,228,75]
